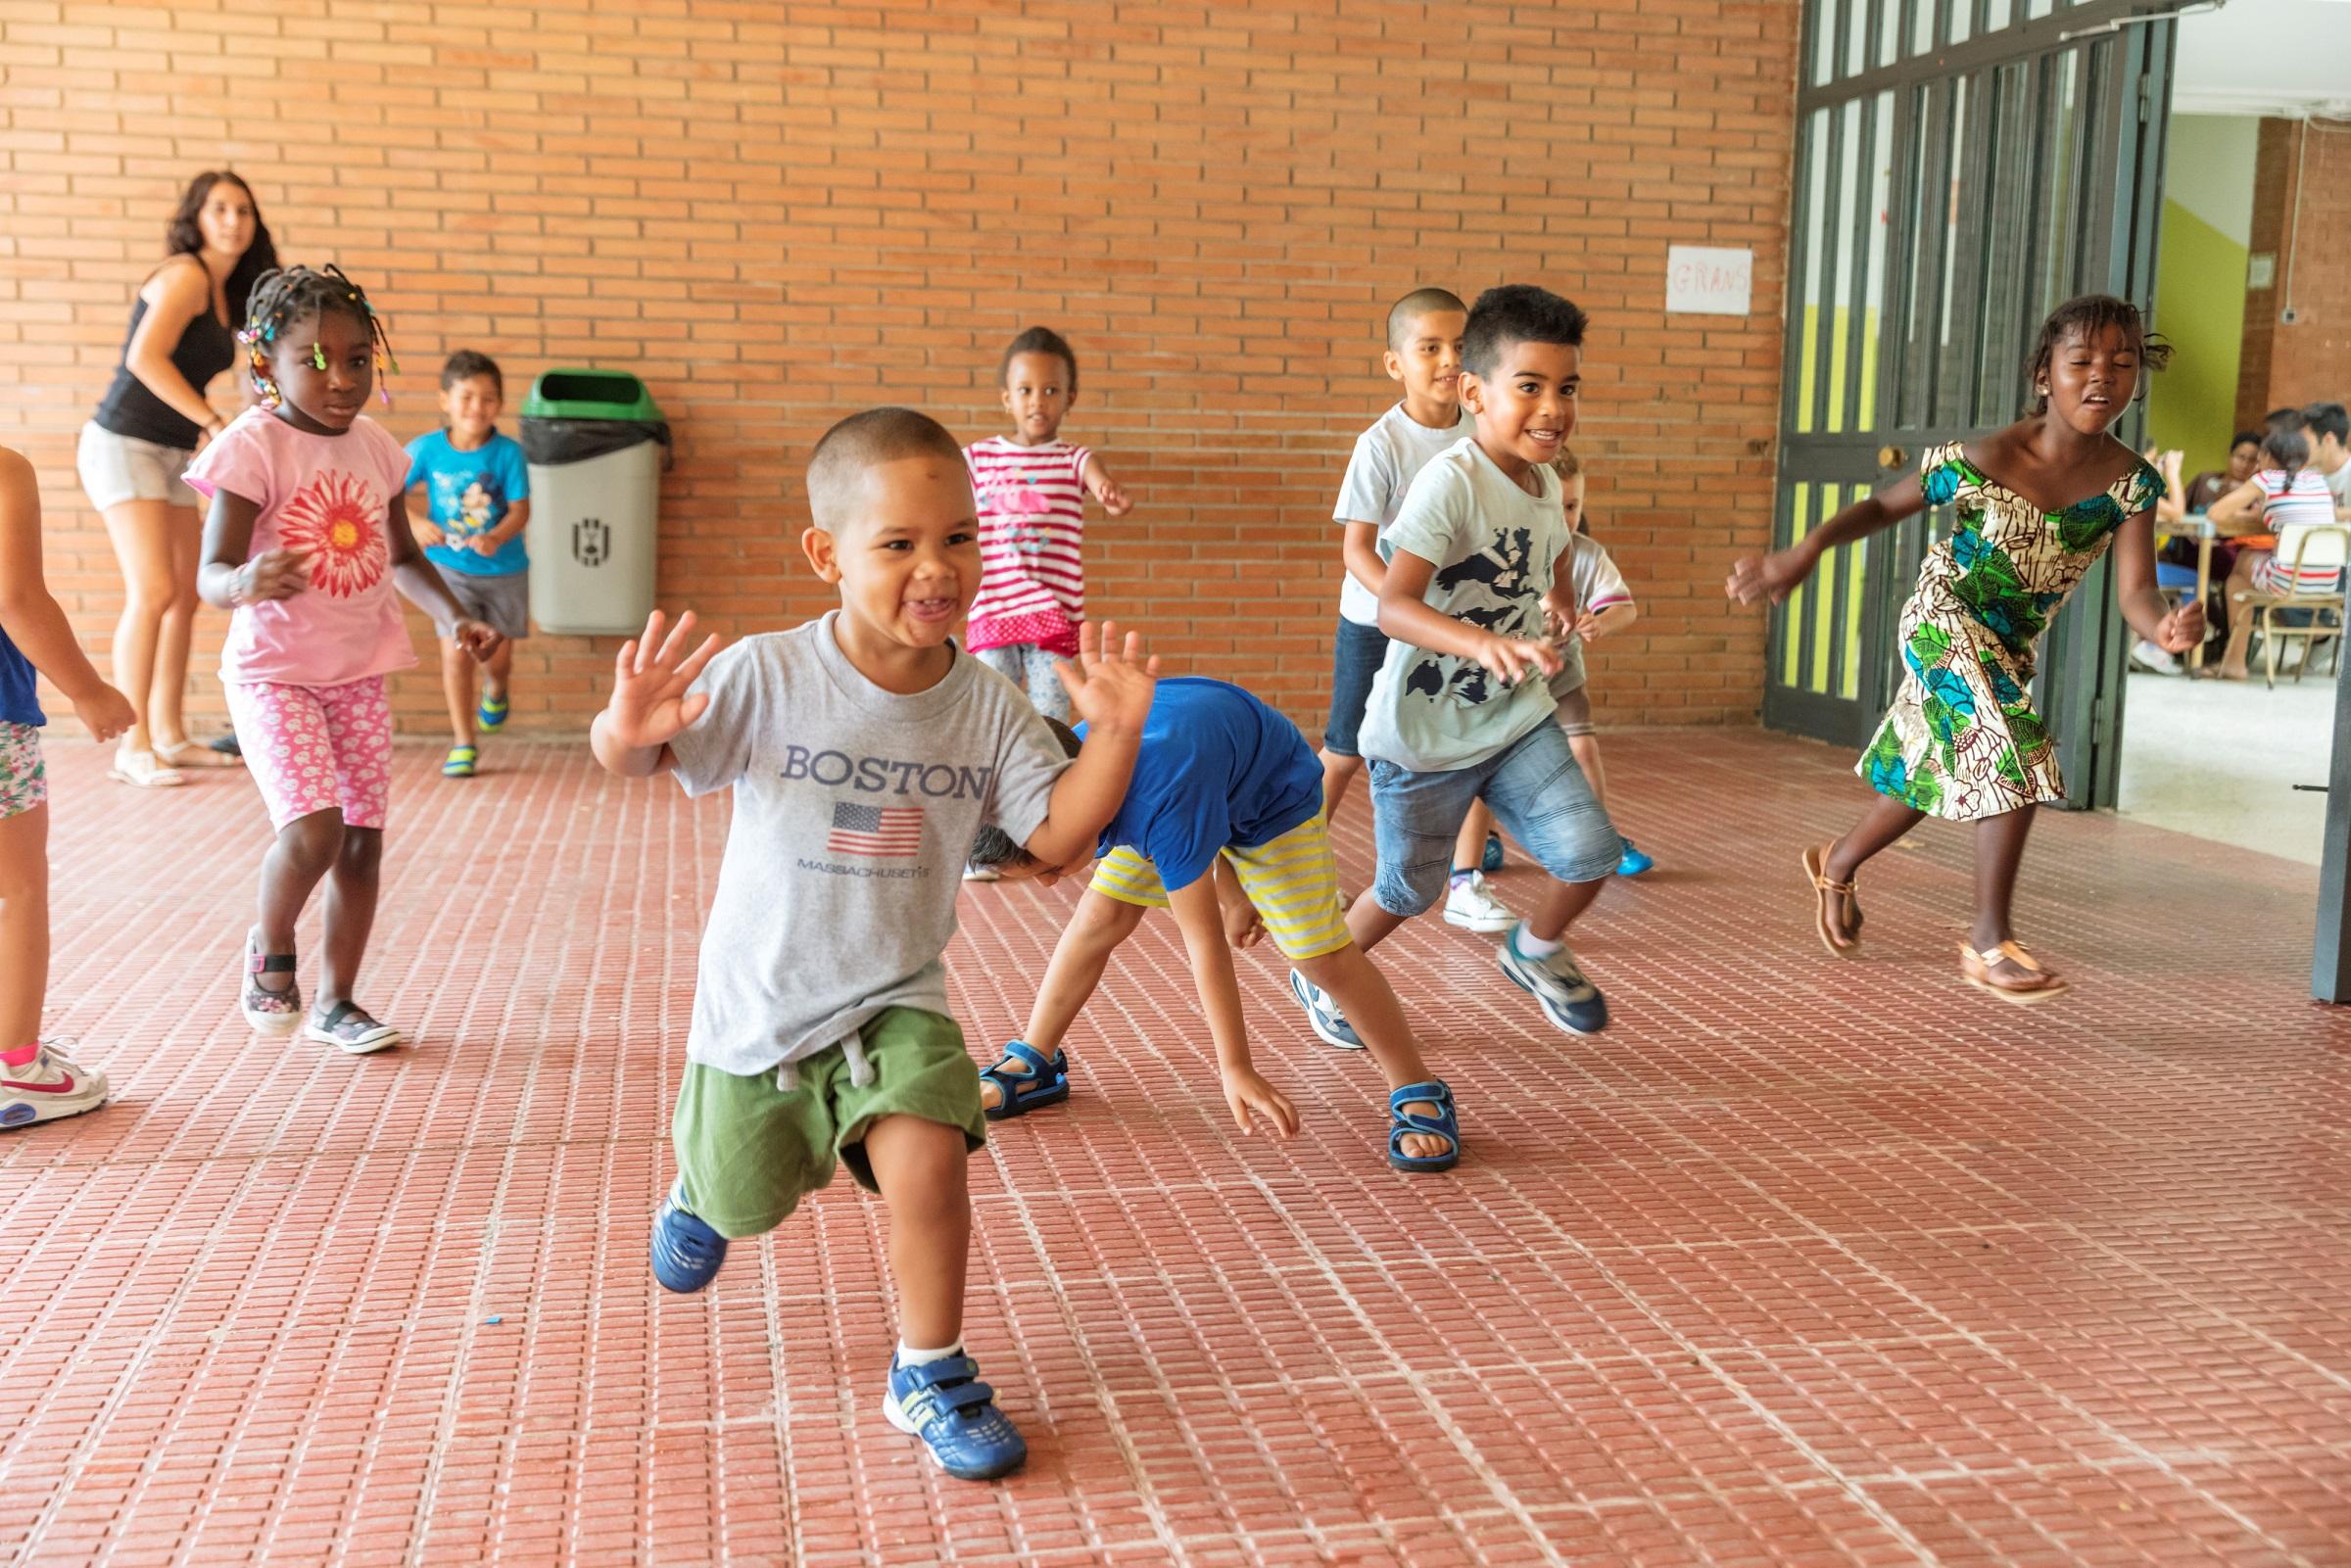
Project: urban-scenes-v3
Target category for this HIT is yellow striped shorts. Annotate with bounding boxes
[1088,812,1354,961]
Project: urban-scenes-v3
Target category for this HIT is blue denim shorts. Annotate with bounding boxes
[1321,616,1391,758]
[1367,719,1618,917]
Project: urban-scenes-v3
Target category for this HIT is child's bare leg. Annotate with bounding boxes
[0,803,49,1047]
[1524,876,1605,943]
[1968,805,2040,974]
[316,826,383,1013]
[483,638,514,705]
[980,889,1146,1111]
[1455,799,1494,872]
[1816,795,1926,944]
[1343,886,1410,955]
[440,641,475,748]
[257,810,344,964]
[1291,942,1449,1160]
[861,1113,971,1350]
[1565,732,1609,817]
[1319,749,1365,827]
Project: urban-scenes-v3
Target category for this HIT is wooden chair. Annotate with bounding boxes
[2239,526,2349,689]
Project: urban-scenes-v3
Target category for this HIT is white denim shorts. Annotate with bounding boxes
[76,421,201,513]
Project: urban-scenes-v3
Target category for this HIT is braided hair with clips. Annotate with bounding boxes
[236,263,399,409]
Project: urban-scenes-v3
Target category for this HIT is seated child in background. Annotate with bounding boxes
[590,407,1158,1483]
[1294,284,1620,1045]
[405,351,531,778]
[0,446,135,1128]
[964,676,1463,1173]
[1547,451,1651,877]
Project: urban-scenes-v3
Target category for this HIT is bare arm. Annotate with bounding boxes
[2112,509,2202,652]
[1728,472,1926,605]
[1167,873,1297,1137]
[1079,451,1131,518]
[1019,622,1158,868]
[1339,520,1384,599]
[123,261,228,438]
[386,497,501,663]
[0,451,130,738]
[1376,548,1561,688]
[404,480,445,548]
[2205,478,2266,532]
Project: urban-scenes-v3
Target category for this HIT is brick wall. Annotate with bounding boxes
[2238,116,2351,425]
[2,1,1799,738]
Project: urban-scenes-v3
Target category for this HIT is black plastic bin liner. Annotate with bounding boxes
[520,417,673,469]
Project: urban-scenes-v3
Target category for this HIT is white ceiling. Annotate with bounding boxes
[2175,0,2351,117]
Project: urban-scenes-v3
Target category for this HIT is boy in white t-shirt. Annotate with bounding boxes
[2303,402,2351,520]
[1318,288,1519,933]
[1290,285,1620,1051]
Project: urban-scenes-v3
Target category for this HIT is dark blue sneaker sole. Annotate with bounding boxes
[1497,949,1609,1036]
[650,1202,727,1294]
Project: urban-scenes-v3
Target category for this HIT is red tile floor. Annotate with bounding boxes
[4,729,2347,1566]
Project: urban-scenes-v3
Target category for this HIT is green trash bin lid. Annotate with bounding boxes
[521,369,663,422]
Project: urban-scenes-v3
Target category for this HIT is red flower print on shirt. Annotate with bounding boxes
[277,471,388,598]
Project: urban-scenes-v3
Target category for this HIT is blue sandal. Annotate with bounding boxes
[1387,1079,1461,1173]
[442,745,477,779]
[478,690,509,732]
[979,1040,1069,1121]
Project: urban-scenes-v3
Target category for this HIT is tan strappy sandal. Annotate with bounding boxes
[1801,842,1861,956]
[1957,939,2070,1004]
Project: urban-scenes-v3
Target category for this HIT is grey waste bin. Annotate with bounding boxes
[518,370,670,636]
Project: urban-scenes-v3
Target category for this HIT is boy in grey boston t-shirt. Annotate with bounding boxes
[591,408,1156,1483]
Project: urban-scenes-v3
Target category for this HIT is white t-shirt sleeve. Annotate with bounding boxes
[1332,429,1393,526]
[1379,454,1467,569]
[1571,536,1632,612]
[667,639,764,798]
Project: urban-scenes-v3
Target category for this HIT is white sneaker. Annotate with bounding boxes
[2129,640,2181,676]
[962,863,1001,882]
[1442,871,1515,933]
[0,1043,109,1128]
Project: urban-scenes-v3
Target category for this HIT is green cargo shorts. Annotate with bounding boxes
[670,1006,985,1239]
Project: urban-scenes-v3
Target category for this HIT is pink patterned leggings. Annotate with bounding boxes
[224,676,394,832]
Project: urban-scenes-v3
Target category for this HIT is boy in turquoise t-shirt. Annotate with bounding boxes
[404,351,530,777]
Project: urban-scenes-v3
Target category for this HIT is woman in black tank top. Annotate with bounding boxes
[77,171,277,787]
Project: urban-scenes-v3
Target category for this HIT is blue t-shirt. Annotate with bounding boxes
[1080,678,1322,893]
[404,429,530,577]
[0,625,43,728]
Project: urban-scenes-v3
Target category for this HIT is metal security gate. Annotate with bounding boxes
[1765,0,2174,808]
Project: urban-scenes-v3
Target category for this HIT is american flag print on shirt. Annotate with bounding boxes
[827,801,926,858]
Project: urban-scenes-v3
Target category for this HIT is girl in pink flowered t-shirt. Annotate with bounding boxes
[188,266,502,1054]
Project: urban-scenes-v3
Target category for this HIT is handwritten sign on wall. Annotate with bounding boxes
[1666,246,1753,316]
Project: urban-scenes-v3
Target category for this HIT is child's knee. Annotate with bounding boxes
[338,826,384,873]
[277,810,346,868]
[1288,943,1361,990]
[1075,889,1148,943]
[862,1116,970,1216]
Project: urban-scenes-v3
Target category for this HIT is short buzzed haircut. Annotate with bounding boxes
[1462,284,1590,377]
[1387,287,1467,353]
[804,407,968,531]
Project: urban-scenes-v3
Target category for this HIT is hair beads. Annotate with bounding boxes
[237,263,401,411]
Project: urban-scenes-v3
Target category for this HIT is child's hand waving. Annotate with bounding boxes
[603,608,725,749]
[1221,1065,1298,1139]
[1055,619,1159,733]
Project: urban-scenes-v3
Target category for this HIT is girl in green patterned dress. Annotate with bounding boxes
[1727,296,2205,1004]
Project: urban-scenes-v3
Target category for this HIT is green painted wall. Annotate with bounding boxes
[2148,201,2247,478]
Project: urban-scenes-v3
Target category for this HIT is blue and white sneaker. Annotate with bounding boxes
[1288,969,1364,1050]
[885,1353,1028,1481]
[1497,923,1609,1035]
[1616,836,1655,878]
[650,1183,727,1293]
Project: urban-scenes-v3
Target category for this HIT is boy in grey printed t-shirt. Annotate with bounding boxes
[591,407,1157,1484]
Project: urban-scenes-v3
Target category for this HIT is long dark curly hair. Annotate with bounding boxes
[165,171,278,331]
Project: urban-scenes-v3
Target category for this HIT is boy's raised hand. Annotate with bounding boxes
[1222,1065,1299,1139]
[604,607,725,749]
[1054,618,1159,733]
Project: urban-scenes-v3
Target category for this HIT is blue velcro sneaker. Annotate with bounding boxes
[885,1354,1029,1481]
[650,1188,728,1293]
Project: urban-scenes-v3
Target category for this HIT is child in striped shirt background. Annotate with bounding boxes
[963,326,1130,879]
